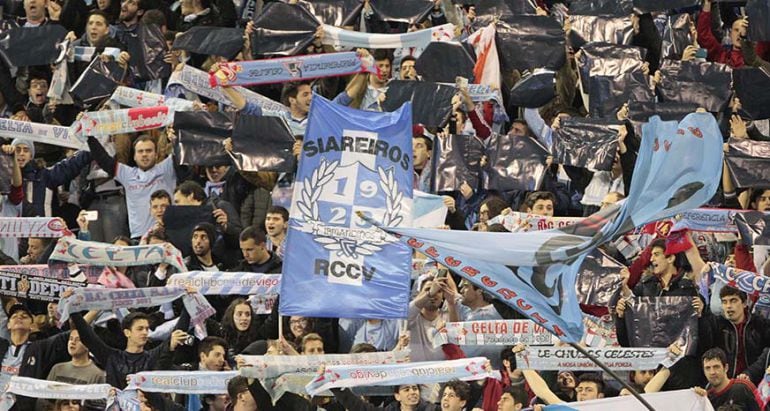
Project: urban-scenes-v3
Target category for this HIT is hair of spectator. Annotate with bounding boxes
[524,191,556,210]
[141,9,167,27]
[487,223,509,232]
[392,384,419,394]
[87,9,111,25]
[266,206,289,222]
[481,196,508,219]
[150,189,172,202]
[198,336,228,357]
[400,55,416,68]
[280,81,312,106]
[174,180,207,202]
[442,379,472,401]
[132,134,157,150]
[121,311,151,331]
[702,347,729,366]
[649,238,667,254]
[300,332,323,352]
[502,386,528,406]
[372,49,392,63]
[350,343,377,353]
[226,375,250,400]
[239,225,266,244]
[111,235,132,245]
[577,372,605,393]
[413,134,433,152]
[146,227,168,242]
[718,285,747,303]
[749,188,770,208]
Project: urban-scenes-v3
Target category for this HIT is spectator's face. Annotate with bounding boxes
[631,370,655,386]
[205,165,229,183]
[421,281,444,309]
[57,400,81,411]
[752,190,770,211]
[173,191,198,206]
[205,394,229,411]
[238,238,264,264]
[479,204,490,224]
[289,85,312,116]
[509,122,528,137]
[86,14,109,45]
[731,19,746,46]
[28,79,48,105]
[375,58,392,82]
[200,344,226,370]
[67,330,88,357]
[460,282,479,305]
[133,140,157,170]
[289,316,309,338]
[235,390,256,411]
[557,371,575,389]
[412,137,430,170]
[191,230,211,256]
[23,0,46,21]
[440,387,466,411]
[119,0,142,22]
[232,303,251,331]
[97,0,110,11]
[400,60,416,80]
[264,213,287,237]
[721,294,746,324]
[703,358,728,387]
[395,385,420,406]
[13,144,32,168]
[150,197,170,222]
[124,319,150,347]
[528,199,554,217]
[649,246,673,275]
[496,393,521,411]
[7,310,32,333]
[302,339,324,355]
[575,381,602,402]
[725,254,736,267]
[27,238,46,261]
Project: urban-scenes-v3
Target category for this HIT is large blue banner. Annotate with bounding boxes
[280,94,413,319]
[379,113,724,342]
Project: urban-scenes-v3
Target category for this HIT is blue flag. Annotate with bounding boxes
[377,113,724,342]
[279,94,413,319]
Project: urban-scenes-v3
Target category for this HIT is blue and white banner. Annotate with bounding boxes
[211,52,378,87]
[544,389,714,410]
[515,346,674,371]
[126,371,237,394]
[240,350,410,380]
[708,262,770,296]
[671,208,750,233]
[413,190,448,228]
[374,113,724,342]
[279,94,413,319]
[167,271,280,295]
[432,320,555,347]
[305,357,496,396]
[70,46,121,62]
[110,86,195,112]
[321,23,455,49]
[0,118,85,150]
[5,376,111,399]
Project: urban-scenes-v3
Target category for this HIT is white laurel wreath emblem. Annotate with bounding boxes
[296,158,402,259]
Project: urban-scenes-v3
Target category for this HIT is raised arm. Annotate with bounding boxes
[86,136,117,177]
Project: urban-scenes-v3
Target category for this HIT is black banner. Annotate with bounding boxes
[508,71,556,108]
[471,0,536,27]
[415,42,476,84]
[434,134,484,192]
[661,14,695,61]
[627,101,698,139]
[484,133,548,192]
[569,0,634,16]
[625,296,699,355]
[369,0,433,24]
[551,118,621,171]
[381,80,456,128]
[577,42,646,97]
[725,138,770,189]
[747,0,770,41]
[576,249,624,307]
[632,0,700,12]
[172,26,245,60]
[0,270,85,302]
[69,58,126,108]
[124,23,170,82]
[0,154,12,194]
[229,115,296,172]
[304,0,363,26]
[733,67,770,120]
[495,16,566,72]
[568,15,634,50]
[251,2,320,56]
[0,25,67,67]
[658,60,733,112]
[588,70,654,119]
[734,211,770,246]
[163,205,216,257]
[173,111,233,167]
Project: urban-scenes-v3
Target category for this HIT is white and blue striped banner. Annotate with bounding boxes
[167,271,280,295]
[321,23,455,49]
[240,350,410,380]
[413,190,448,228]
[126,371,238,394]
[545,389,713,410]
[110,86,195,112]
[70,46,121,62]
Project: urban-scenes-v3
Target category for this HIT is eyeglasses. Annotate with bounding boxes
[290,319,308,325]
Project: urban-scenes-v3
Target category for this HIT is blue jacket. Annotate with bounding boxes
[22,150,91,217]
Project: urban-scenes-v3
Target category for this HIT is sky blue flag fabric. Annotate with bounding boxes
[379,113,724,342]
[279,94,413,319]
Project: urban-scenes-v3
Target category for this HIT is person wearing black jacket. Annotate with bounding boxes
[228,226,282,274]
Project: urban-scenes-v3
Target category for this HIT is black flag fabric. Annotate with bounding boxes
[632,0,700,13]
[173,27,245,60]
[661,14,696,61]
[733,67,770,120]
[0,25,67,67]
[0,154,12,194]
[495,16,566,72]
[657,60,733,112]
[229,115,296,172]
[251,2,320,56]
[725,137,770,189]
[747,0,770,41]
[368,0,433,24]
[569,15,634,49]
[734,211,770,246]
[508,70,556,108]
[163,205,216,257]
[303,0,363,26]
[484,133,548,191]
[625,296,699,356]
[627,101,699,138]
[434,134,485,192]
[381,80,457,128]
[415,42,476,84]
[551,118,621,171]
[470,0,536,27]
[576,249,624,307]
[569,0,634,16]
[588,70,654,119]
[173,111,234,167]
[124,23,170,82]
[70,58,126,108]
[577,42,646,96]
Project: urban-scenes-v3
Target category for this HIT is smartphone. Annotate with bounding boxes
[84,211,99,221]
[695,48,708,60]
[455,76,468,89]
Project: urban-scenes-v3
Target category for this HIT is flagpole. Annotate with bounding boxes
[567,342,655,411]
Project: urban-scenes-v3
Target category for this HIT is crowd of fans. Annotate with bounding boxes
[0,0,768,410]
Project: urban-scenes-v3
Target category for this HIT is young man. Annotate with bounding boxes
[230,226,282,273]
[173,180,242,256]
[440,380,471,411]
[409,278,450,362]
[413,127,432,192]
[699,348,761,411]
[331,383,437,411]
[523,367,605,405]
[300,333,324,355]
[219,80,312,137]
[496,386,529,411]
[524,191,556,217]
[40,329,106,411]
[264,206,288,258]
[333,49,392,111]
[184,223,223,272]
[227,376,257,411]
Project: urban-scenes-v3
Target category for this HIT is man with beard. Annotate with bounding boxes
[70,11,128,79]
[219,80,312,137]
[184,223,223,272]
[409,278,451,363]
[264,206,287,258]
[110,0,146,46]
[230,226,282,273]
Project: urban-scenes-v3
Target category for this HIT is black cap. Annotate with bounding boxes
[7,303,32,318]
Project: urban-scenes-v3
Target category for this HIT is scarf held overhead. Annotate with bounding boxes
[0,217,70,238]
[49,237,187,273]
